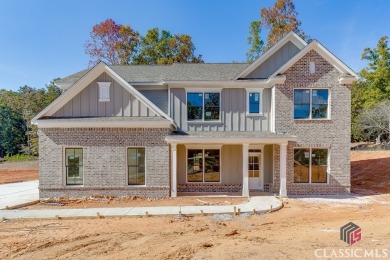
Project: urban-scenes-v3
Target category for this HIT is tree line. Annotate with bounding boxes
[0,0,389,158]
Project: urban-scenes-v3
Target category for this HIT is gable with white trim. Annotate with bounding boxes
[243,41,301,79]
[53,72,158,117]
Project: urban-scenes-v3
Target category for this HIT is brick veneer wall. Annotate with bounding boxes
[39,127,171,198]
[273,50,351,195]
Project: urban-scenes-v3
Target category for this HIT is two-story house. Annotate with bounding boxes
[32,32,358,198]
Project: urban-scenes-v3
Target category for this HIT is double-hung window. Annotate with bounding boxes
[65,148,83,185]
[187,149,220,182]
[294,148,328,183]
[294,89,329,119]
[187,92,220,121]
[127,148,145,185]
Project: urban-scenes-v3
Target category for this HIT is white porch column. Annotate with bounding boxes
[242,143,249,197]
[279,143,288,197]
[171,144,177,197]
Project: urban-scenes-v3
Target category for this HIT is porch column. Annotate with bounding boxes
[242,143,249,197]
[279,143,288,197]
[171,144,177,197]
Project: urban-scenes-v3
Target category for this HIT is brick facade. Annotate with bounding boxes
[39,127,171,198]
[274,50,351,195]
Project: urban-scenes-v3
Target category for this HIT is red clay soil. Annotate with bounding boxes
[351,151,390,195]
[0,170,38,184]
[0,160,38,184]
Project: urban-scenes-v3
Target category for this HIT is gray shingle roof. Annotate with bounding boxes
[55,63,250,86]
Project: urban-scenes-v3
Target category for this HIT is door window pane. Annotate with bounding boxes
[294,149,310,183]
[187,149,203,182]
[204,149,220,182]
[204,93,220,120]
[249,92,260,113]
[65,148,83,185]
[311,149,328,183]
[187,93,203,120]
[128,148,145,185]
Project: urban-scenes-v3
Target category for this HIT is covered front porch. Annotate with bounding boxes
[166,131,296,197]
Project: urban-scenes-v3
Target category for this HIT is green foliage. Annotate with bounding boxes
[4,154,37,162]
[351,36,390,142]
[0,79,61,156]
[85,21,203,66]
[134,28,203,65]
[246,21,263,62]
[0,105,26,155]
[247,0,309,55]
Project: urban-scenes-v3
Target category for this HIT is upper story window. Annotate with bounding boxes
[98,82,111,102]
[187,92,220,121]
[246,89,263,115]
[294,89,329,119]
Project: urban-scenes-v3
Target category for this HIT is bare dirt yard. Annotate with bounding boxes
[0,151,389,259]
[0,160,38,184]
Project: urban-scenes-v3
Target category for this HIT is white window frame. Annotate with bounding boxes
[293,88,330,120]
[293,147,329,184]
[63,146,84,186]
[185,88,222,123]
[126,146,147,186]
[185,144,222,183]
[246,88,263,116]
[98,82,111,102]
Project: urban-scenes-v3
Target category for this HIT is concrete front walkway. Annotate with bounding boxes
[0,195,282,220]
[0,181,39,209]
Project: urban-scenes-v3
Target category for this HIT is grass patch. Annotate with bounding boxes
[4,154,37,162]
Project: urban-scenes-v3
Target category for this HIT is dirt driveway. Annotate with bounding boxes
[0,160,38,184]
[0,151,389,259]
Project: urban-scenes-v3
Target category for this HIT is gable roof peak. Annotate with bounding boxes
[234,31,308,79]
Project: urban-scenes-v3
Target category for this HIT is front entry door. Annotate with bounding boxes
[248,153,263,190]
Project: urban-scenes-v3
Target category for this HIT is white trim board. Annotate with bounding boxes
[32,62,175,126]
[35,119,173,129]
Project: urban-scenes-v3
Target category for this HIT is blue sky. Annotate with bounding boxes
[0,0,389,91]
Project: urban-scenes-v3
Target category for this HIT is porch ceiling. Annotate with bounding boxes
[165,131,296,145]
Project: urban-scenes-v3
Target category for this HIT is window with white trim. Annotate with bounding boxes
[187,149,220,182]
[65,148,83,185]
[294,89,329,119]
[246,89,263,115]
[293,148,328,183]
[187,92,220,121]
[127,148,145,185]
[98,82,111,102]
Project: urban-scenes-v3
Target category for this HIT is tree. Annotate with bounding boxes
[246,20,263,62]
[351,36,390,141]
[134,28,203,65]
[359,100,390,144]
[360,36,390,99]
[247,0,309,55]
[85,19,140,66]
[0,105,26,155]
